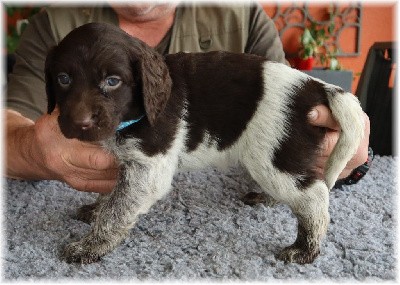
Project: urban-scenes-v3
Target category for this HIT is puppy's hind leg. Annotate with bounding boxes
[276,180,330,264]
[243,160,329,264]
[241,169,278,207]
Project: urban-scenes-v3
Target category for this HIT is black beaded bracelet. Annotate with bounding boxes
[334,147,374,189]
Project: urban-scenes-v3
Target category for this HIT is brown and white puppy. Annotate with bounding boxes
[45,23,365,264]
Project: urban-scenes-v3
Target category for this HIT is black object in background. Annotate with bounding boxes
[356,42,395,156]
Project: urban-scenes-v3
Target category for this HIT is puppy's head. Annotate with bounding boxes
[45,22,172,141]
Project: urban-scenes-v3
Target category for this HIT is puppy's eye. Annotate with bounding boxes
[57,73,72,87]
[105,76,121,87]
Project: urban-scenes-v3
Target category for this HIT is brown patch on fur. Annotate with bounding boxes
[165,51,265,152]
[116,90,184,156]
[121,51,266,156]
[135,41,172,126]
[272,79,332,188]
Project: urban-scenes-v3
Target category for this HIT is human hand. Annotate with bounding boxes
[308,105,370,180]
[7,109,118,193]
[34,108,119,193]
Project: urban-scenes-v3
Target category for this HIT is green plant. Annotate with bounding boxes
[299,17,342,70]
[299,22,327,60]
[320,48,342,70]
[6,6,41,52]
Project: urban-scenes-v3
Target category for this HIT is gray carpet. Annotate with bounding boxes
[3,155,397,281]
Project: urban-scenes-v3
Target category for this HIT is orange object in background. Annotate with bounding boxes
[262,3,395,93]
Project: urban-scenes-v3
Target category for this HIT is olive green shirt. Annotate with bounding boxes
[7,4,286,121]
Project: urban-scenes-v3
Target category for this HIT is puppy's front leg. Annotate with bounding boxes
[63,160,174,264]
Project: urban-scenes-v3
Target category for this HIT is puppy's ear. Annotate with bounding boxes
[133,42,172,126]
[45,47,57,114]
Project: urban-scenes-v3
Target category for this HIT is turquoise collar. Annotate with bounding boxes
[116,115,145,131]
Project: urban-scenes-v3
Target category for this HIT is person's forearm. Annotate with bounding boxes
[6,110,49,180]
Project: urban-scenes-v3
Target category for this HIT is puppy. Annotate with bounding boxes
[45,23,365,264]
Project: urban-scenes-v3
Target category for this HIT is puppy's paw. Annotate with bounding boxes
[62,240,102,264]
[62,235,118,264]
[277,245,320,264]
[241,192,278,207]
[74,203,98,224]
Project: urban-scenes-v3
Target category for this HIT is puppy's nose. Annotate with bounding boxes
[74,115,96,130]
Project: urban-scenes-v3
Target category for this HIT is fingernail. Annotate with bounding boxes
[307,109,318,121]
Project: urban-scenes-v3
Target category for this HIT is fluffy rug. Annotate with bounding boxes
[3,156,397,281]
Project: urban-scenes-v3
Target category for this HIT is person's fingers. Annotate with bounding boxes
[313,162,325,180]
[340,114,370,170]
[317,113,370,181]
[61,148,118,193]
[319,129,339,157]
[319,113,370,164]
[63,143,118,171]
[33,110,119,194]
[49,110,118,172]
[308,105,340,131]
[46,107,63,133]
[66,175,116,193]
[315,154,353,180]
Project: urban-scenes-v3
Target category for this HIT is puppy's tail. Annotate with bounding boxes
[324,89,365,189]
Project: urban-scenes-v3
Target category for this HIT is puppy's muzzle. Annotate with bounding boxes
[58,107,111,142]
[73,113,98,131]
